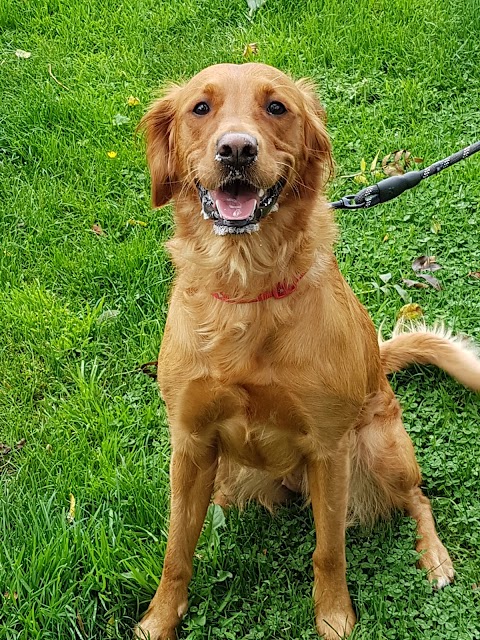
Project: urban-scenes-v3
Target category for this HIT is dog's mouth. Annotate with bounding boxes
[197,178,285,235]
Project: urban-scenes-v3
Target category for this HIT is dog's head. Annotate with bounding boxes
[140,63,332,236]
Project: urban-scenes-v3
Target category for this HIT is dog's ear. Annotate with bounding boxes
[138,85,182,208]
[296,79,334,188]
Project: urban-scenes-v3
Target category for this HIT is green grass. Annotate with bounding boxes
[1,0,480,638]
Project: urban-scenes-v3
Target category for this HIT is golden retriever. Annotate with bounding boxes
[135,63,480,639]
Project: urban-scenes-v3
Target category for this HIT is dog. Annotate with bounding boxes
[135,63,480,639]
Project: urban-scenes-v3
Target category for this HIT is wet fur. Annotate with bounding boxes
[135,63,479,640]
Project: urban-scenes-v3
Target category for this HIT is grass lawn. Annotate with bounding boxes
[1,0,480,638]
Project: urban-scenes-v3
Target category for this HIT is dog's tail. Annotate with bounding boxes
[379,322,480,391]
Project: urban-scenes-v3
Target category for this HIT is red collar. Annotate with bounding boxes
[212,272,306,304]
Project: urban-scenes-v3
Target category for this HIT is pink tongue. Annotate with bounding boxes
[212,189,258,221]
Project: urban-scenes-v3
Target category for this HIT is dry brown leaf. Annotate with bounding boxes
[140,360,158,379]
[3,592,18,600]
[383,163,404,176]
[468,271,480,279]
[412,255,442,272]
[397,303,423,322]
[402,279,429,289]
[382,149,418,177]
[91,224,105,236]
[243,43,259,57]
[417,273,442,290]
[0,443,12,455]
[77,611,86,637]
[15,438,26,450]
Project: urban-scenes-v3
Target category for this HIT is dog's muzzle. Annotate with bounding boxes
[197,178,285,235]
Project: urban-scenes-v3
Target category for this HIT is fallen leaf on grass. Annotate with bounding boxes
[412,255,442,272]
[468,271,480,279]
[67,493,76,524]
[382,151,404,176]
[15,49,31,59]
[382,149,422,177]
[417,273,442,290]
[91,223,105,236]
[370,150,380,173]
[127,96,140,106]
[353,173,368,184]
[3,592,18,601]
[403,279,429,289]
[397,303,423,321]
[77,611,86,637]
[0,439,25,455]
[243,43,259,57]
[140,360,158,379]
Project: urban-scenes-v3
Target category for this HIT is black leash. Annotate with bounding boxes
[330,141,480,210]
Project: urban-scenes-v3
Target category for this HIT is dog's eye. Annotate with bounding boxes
[266,101,287,116]
[193,102,210,115]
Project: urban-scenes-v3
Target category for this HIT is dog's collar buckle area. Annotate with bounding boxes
[212,271,306,304]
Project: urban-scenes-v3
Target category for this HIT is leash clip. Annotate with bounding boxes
[338,195,365,210]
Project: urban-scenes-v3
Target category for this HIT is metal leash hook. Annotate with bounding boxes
[330,140,480,210]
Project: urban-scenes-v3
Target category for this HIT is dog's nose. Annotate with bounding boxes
[216,132,258,168]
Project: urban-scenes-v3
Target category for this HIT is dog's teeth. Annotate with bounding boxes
[259,189,265,197]
[202,211,209,219]
[271,203,279,212]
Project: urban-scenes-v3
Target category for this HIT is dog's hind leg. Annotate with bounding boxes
[353,387,454,588]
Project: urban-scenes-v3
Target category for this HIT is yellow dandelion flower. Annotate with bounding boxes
[127,96,140,107]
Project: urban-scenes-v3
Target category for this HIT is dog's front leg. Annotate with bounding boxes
[135,444,217,640]
[308,435,356,640]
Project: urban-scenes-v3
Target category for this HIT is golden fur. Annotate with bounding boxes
[134,63,479,640]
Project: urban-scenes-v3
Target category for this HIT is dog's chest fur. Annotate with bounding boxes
[159,277,378,472]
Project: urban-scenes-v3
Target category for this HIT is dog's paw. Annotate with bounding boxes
[315,606,356,639]
[134,618,176,640]
[418,543,455,590]
[134,601,186,640]
[426,556,455,590]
